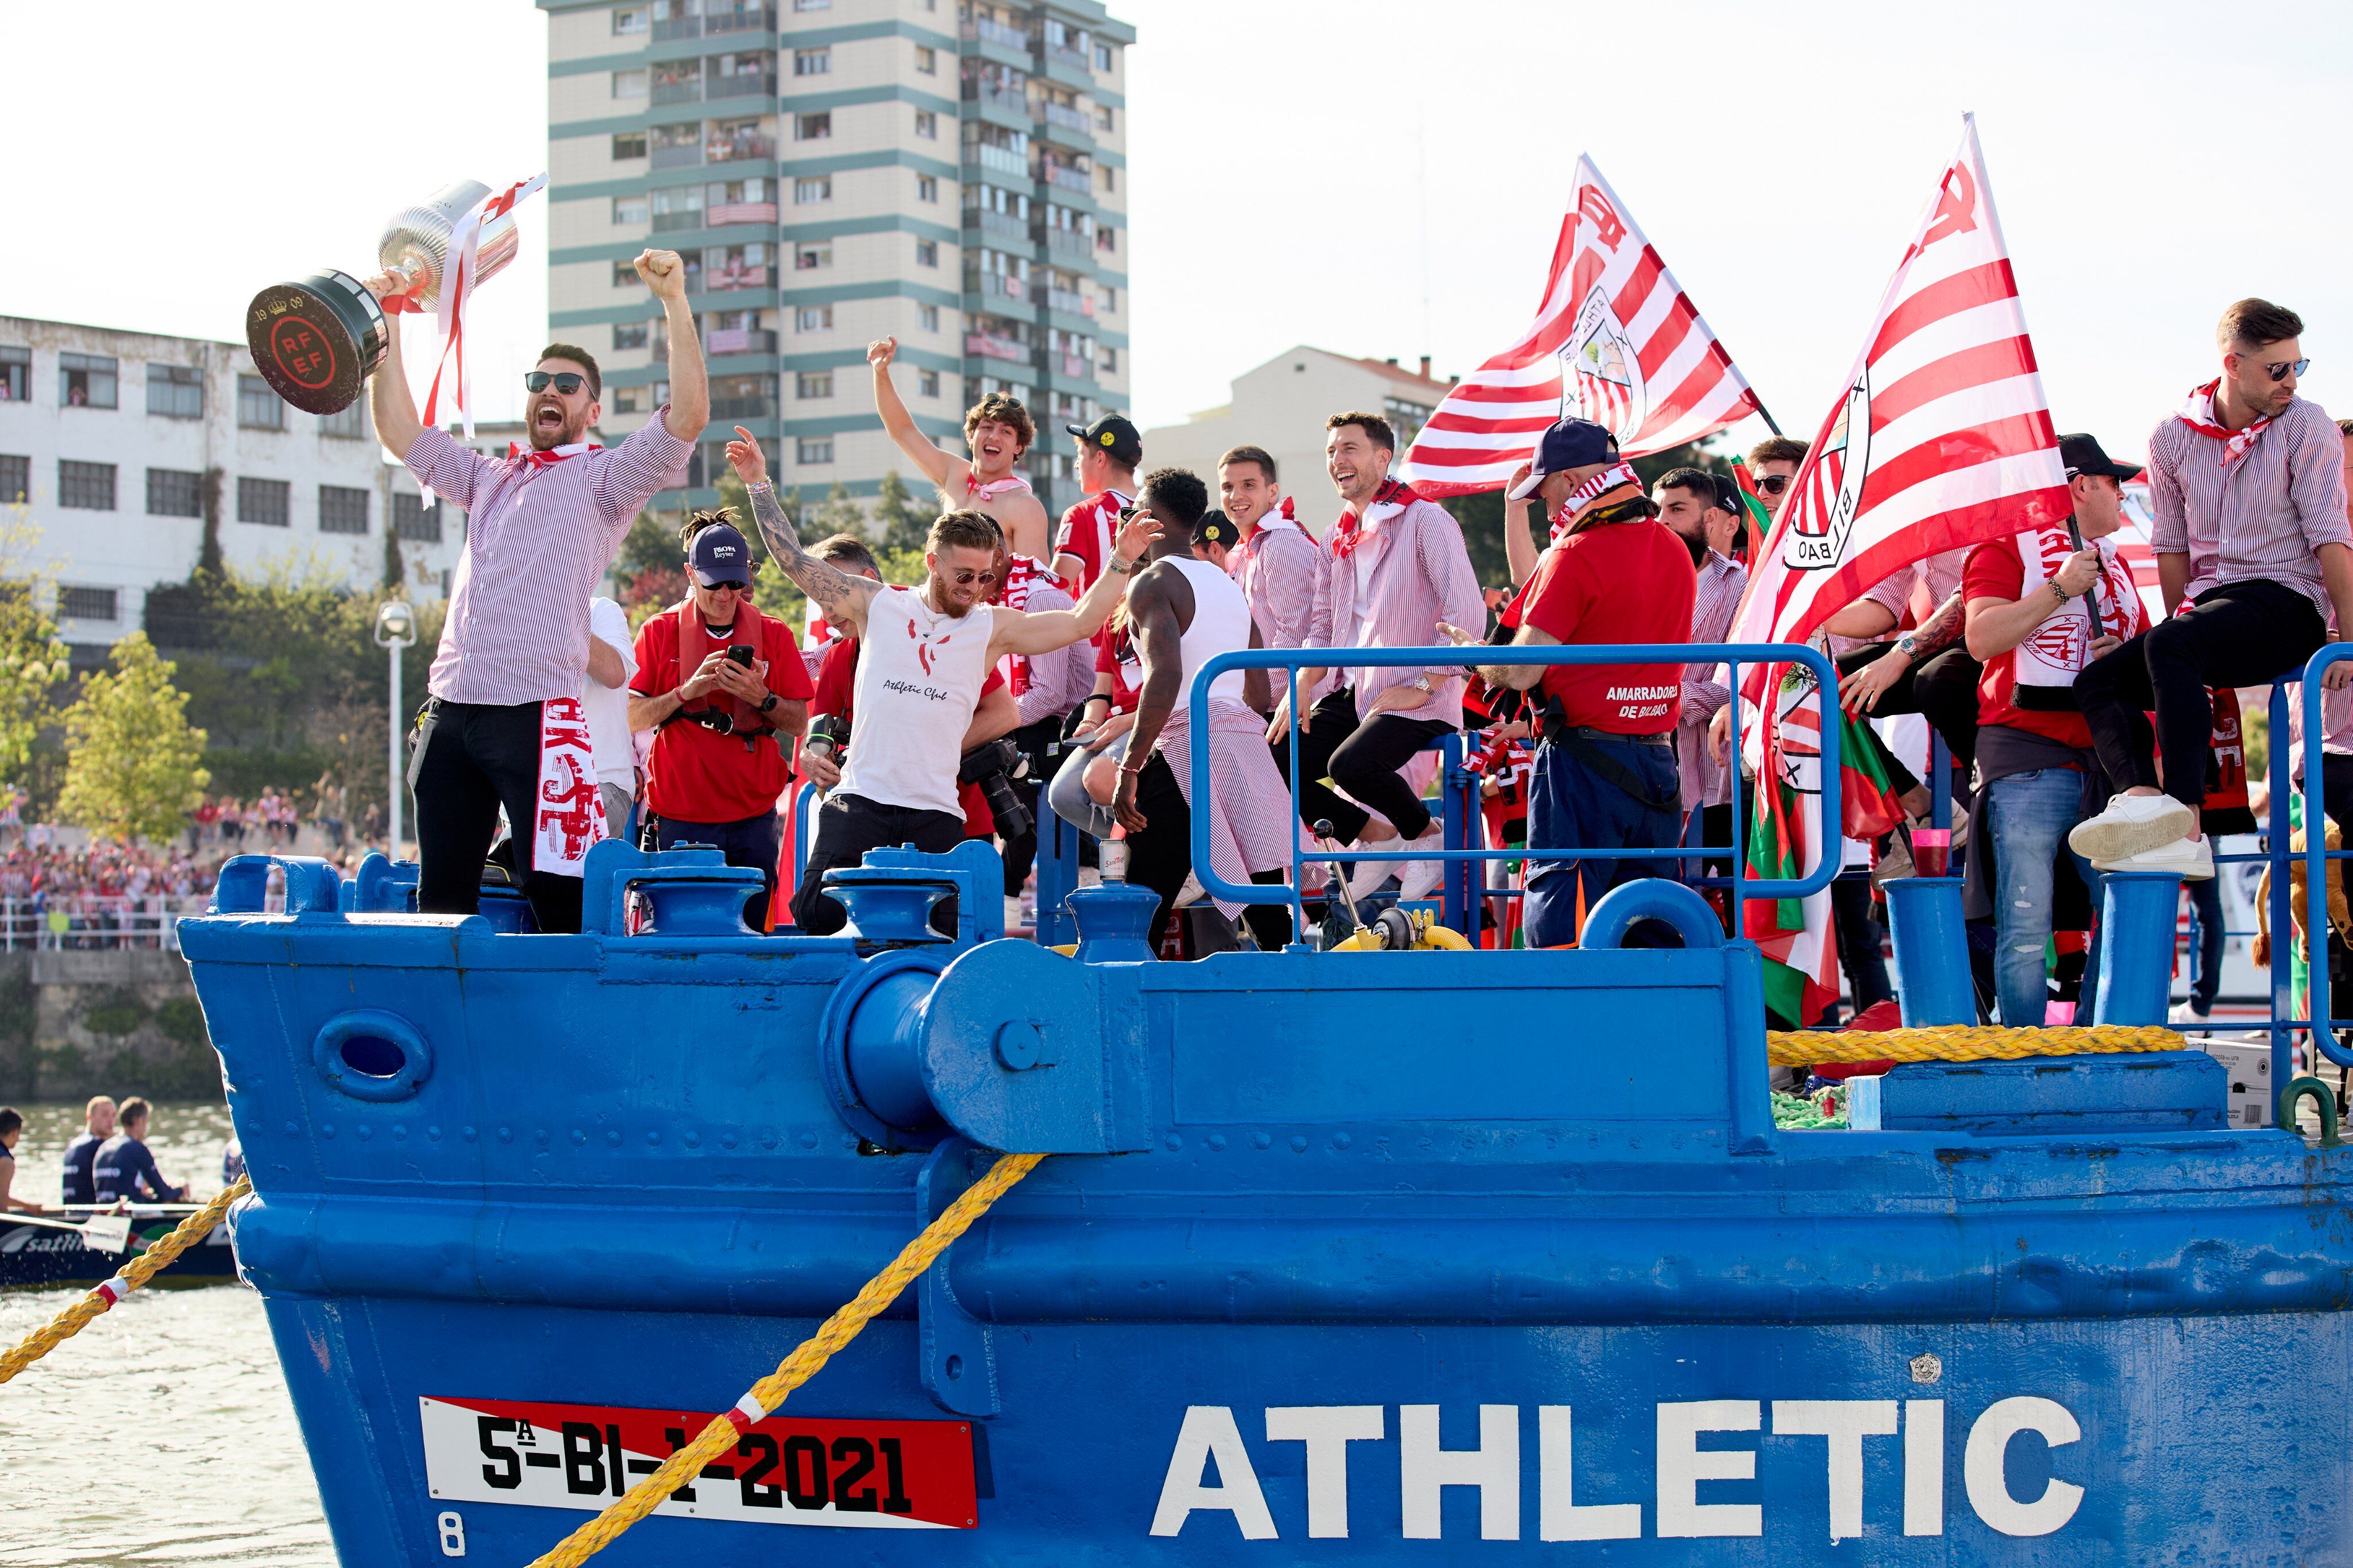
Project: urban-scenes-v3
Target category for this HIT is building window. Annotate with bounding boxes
[1101,284,1117,313]
[612,130,649,160]
[915,110,938,139]
[1097,103,1114,132]
[614,260,641,287]
[917,174,939,203]
[612,387,642,414]
[0,455,25,505]
[919,303,940,332]
[59,586,118,623]
[795,241,832,271]
[793,47,830,75]
[319,485,371,535]
[915,44,937,73]
[395,493,441,543]
[146,468,203,517]
[614,5,649,32]
[237,374,285,429]
[59,460,116,511]
[0,346,26,404]
[614,321,650,352]
[794,176,831,204]
[612,68,648,98]
[796,437,834,464]
[146,364,203,419]
[918,368,940,398]
[237,476,289,526]
[795,111,831,141]
[796,305,832,333]
[1096,225,1116,254]
[1100,346,1117,373]
[611,195,649,225]
[796,370,833,399]
[916,240,939,267]
[60,353,117,410]
[319,401,367,438]
[1093,41,1113,71]
[1100,164,1117,194]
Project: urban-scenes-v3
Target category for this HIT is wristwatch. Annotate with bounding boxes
[1410,674,1434,694]
[1894,633,1919,659]
[759,693,779,716]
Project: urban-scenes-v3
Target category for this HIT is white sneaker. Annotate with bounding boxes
[1077,866,1102,888]
[1003,893,1028,930]
[1345,842,1399,905]
[1395,825,1449,902]
[2068,794,2195,865]
[2169,1000,2213,1034]
[1175,871,1208,907]
[2099,835,2215,879]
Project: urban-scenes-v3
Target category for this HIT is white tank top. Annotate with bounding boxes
[838,584,996,817]
[1166,557,1252,710]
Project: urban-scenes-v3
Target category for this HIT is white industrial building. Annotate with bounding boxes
[0,316,457,653]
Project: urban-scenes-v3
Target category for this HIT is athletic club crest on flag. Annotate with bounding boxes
[1400,156,1760,497]
[1783,375,1873,571]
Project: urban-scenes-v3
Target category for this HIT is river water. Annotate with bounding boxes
[1,1101,334,1567]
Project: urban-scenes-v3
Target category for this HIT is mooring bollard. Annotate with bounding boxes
[2096,870,2184,1026]
[1884,875,1973,1026]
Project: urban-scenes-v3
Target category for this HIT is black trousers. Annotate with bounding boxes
[1831,875,1893,1014]
[412,698,584,934]
[1835,643,1984,780]
[656,810,784,930]
[996,716,1066,895]
[2076,578,2327,806]
[1272,688,1452,843]
[1125,752,1293,952]
[791,791,965,936]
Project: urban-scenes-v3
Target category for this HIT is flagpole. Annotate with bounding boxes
[1754,401,1783,437]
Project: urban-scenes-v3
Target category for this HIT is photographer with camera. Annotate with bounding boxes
[718,427,1156,935]
[625,509,812,929]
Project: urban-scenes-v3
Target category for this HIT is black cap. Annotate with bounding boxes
[688,522,754,588]
[1066,412,1143,467]
[1193,509,1237,550]
[1508,417,1618,500]
[2057,432,2138,482]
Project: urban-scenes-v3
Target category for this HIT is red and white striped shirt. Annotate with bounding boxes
[1227,505,1321,651]
[410,413,692,706]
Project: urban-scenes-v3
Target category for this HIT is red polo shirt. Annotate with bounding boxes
[630,604,815,822]
[1519,518,1695,733]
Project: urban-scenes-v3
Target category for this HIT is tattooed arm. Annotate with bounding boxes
[1836,589,1966,715]
[724,426,880,636]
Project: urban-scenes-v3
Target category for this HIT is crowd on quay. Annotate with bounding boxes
[384,263,2351,1046]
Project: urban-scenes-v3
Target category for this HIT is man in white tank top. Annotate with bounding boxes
[723,428,1158,934]
[1112,470,1296,952]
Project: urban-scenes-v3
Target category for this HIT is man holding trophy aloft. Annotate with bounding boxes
[372,246,707,933]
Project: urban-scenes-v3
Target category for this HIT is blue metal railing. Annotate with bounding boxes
[1185,643,1843,946]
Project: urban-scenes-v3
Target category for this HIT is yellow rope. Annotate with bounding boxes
[526,1149,1046,1568]
[0,1175,250,1385]
[1765,1024,2186,1067]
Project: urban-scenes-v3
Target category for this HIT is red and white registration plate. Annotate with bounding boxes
[418,1396,977,1530]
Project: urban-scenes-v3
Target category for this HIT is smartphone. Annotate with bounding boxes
[727,646,755,668]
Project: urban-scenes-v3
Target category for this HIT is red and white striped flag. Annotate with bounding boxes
[1729,116,2068,671]
[1401,156,1760,497]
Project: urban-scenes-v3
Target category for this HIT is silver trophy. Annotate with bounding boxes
[246,181,525,416]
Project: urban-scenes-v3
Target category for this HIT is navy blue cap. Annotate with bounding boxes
[689,522,753,588]
[1508,417,1618,501]
[1193,509,1237,550]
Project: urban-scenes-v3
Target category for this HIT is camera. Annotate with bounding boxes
[804,714,851,768]
[958,736,1032,842]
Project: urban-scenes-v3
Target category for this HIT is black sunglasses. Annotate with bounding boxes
[2261,357,2311,383]
[951,568,1001,587]
[706,580,750,593]
[1756,474,1791,496]
[524,371,589,395]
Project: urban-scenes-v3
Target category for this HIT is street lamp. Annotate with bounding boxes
[374,600,416,854]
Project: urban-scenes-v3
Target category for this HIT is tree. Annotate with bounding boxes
[0,508,69,789]
[196,468,225,578]
[873,468,929,553]
[381,524,406,590]
[56,634,210,844]
[809,481,867,543]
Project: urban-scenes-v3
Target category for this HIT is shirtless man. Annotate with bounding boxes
[867,338,1053,565]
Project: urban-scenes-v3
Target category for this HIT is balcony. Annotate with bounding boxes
[966,332,1029,364]
[703,263,771,292]
[651,207,704,233]
[963,82,1027,117]
[1040,286,1091,318]
[707,200,778,226]
[653,14,701,40]
[651,142,705,171]
[963,207,1028,242]
[1041,226,1091,259]
[703,4,775,33]
[962,141,1027,179]
[651,78,704,107]
[1040,101,1091,134]
[1049,353,1090,379]
[1040,161,1090,194]
[707,133,775,163]
[707,327,778,355]
[709,394,777,419]
[706,71,776,102]
[963,269,1029,303]
[962,16,1027,49]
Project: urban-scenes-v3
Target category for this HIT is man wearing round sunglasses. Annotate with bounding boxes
[366,247,707,932]
[718,428,1159,935]
[1746,436,1808,521]
[2070,298,2353,880]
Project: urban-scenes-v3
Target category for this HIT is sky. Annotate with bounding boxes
[4,0,2349,461]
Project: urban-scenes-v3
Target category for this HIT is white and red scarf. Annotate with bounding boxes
[1329,479,1419,561]
[508,439,601,470]
[1247,495,1303,538]
[2012,523,2144,694]
[1548,463,1642,544]
[967,472,1033,502]
[381,173,548,439]
[533,695,608,878]
[2176,379,2274,468]
[994,554,1063,696]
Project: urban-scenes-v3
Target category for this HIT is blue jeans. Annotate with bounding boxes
[1988,768,2104,1027]
[1523,735,1681,949]
[2185,875,2225,1011]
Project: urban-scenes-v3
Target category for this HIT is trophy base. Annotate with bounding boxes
[245,270,386,416]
